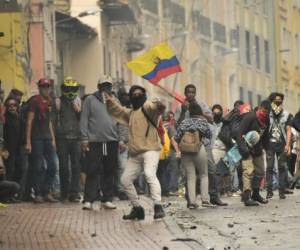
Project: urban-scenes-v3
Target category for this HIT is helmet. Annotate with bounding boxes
[244,131,260,148]
[61,77,80,100]
[63,77,80,87]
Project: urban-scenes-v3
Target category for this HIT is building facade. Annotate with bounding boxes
[0,0,31,97]
[274,0,300,113]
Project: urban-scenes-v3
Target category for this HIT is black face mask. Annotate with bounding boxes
[213,113,222,124]
[130,94,147,110]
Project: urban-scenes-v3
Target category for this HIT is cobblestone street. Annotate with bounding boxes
[0,197,187,250]
[1,191,300,250]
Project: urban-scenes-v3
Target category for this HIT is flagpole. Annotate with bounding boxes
[156,84,184,104]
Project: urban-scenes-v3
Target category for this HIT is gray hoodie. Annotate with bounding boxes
[80,92,118,143]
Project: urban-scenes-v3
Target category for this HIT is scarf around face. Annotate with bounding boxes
[256,110,268,128]
[271,102,283,115]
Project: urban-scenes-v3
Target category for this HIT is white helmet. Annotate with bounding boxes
[244,131,260,148]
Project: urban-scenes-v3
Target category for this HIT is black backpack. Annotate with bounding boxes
[292,111,300,132]
[218,109,244,149]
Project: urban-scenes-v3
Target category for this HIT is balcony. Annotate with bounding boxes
[99,0,137,24]
[163,0,185,25]
[0,0,21,13]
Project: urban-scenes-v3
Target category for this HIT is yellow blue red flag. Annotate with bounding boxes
[127,43,182,84]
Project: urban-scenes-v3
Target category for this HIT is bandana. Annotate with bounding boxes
[130,94,147,110]
[256,110,268,128]
[271,102,282,115]
[34,95,51,121]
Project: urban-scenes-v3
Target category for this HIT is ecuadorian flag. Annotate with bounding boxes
[127,43,182,84]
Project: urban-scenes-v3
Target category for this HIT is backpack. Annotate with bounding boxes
[292,111,300,132]
[179,130,202,153]
[159,127,170,160]
[218,105,250,149]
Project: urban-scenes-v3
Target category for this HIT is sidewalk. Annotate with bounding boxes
[0,197,190,250]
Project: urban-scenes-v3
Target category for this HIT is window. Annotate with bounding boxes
[246,31,251,65]
[108,51,111,75]
[282,28,291,62]
[244,0,253,6]
[213,22,226,43]
[198,14,211,37]
[262,0,268,16]
[230,26,239,49]
[257,94,262,105]
[239,87,244,101]
[103,46,106,75]
[140,0,158,14]
[248,90,253,107]
[264,40,270,73]
[255,35,260,69]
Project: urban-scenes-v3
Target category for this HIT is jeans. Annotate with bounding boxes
[57,139,81,198]
[207,148,219,199]
[84,142,118,203]
[121,150,161,207]
[182,146,209,203]
[117,148,128,192]
[266,150,288,191]
[31,139,57,196]
[157,151,179,194]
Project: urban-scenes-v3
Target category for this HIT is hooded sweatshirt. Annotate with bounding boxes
[80,91,118,143]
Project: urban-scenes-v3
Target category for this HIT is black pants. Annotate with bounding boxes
[288,153,297,176]
[84,142,118,203]
[57,139,81,198]
[4,146,23,183]
[0,181,20,201]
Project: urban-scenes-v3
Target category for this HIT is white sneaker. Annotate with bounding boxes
[82,202,93,210]
[102,201,117,209]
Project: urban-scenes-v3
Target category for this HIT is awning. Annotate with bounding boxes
[55,11,97,38]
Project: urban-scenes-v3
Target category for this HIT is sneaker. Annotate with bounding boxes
[102,201,117,209]
[123,206,145,220]
[154,204,165,219]
[33,195,44,204]
[188,203,199,209]
[82,202,93,210]
[43,194,59,203]
[202,200,216,207]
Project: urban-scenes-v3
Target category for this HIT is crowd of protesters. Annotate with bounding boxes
[0,77,300,220]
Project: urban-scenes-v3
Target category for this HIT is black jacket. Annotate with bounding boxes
[236,111,268,159]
